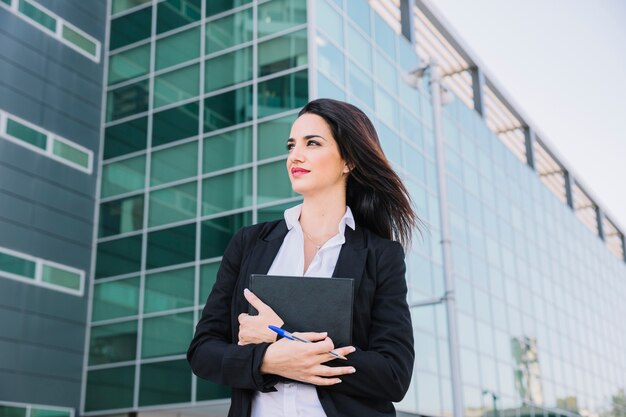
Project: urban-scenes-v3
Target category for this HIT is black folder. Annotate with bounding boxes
[248,274,354,347]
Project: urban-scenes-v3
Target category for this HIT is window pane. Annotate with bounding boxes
[152,102,199,147]
[206,0,251,17]
[19,0,56,32]
[315,0,342,45]
[375,50,397,94]
[146,223,196,269]
[89,320,137,364]
[199,262,219,304]
[85,366,135,411]
[258,29,307,77]
[257,201,295,223]
[0,406,26,417]
[201,212,251,259]
[257,160,296,203]
[62,24,97,56]
[205,46,252,92]
[377,123,402,165]
[31,409,70,417]
[156,0,201,34]
[109,6,152,50]
[108,44,150,85]
[92,277,140,321]
[52,139,90,168]
[398,37,419,72]
[257,115,295,160]
[258,70,308,118]
[202,169,252,215]
[348,63,373,109]
[374,13,396,60]
[139,360,191,406]
[141,312,193,357]
[197,377,231,401]
[111,0,149,15]
[95,235,143,278]
[106,79,149,121]
[204,85,252,132]
[203,126,252,173]
[151,141,198,186]
[6,118,47,149]
[41,265,81,291]
[375,87,399,129]
[149,182,197,227]
[317,35,344,85]
[144,267,194,313]
[346,0,370,35]
[155,26,200,71]
[258,0,306,38]
[347,25,371,71]
[101,155,145,198]
[205,7,252,54]
[0,251,36,279]
[104,116,148,160]
[154,64,200,108]
[99,195,144,237]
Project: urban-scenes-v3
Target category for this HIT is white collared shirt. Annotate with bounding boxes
[251,204,355,417]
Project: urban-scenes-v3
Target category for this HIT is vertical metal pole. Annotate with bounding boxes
[400,0,416,43]
[564,171,575,209]
[470,67,485,117]
[596,207,605,241]
[524,127,536,171]
[430,64,465,417]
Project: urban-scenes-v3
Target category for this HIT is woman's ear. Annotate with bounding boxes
[343,163,352,174]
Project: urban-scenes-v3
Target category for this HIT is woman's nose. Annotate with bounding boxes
[288,143,304,162]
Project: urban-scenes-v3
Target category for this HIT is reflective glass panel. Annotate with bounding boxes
[111,0,149,14]
[206,8,252,54]
[100,155,145,198]
[156,0,201,34]
[202,168,252,215]
[317,72,345,101]
[144,267,194,313]
[155,26,200,70]
[89,320,137,364]
[154,64,200,108]
[257,0,306,38]
[204,85,253,132]
[6,118,47,149]
[62,24,97,56]
[348,63,374,109]
[257,160,296,203]
[377,123,402,165]
[52,139,89,168]
[151,141,197,186]
[201,212,251,259]
[152,101,200,147]
[85,366,135,411]
[41,265,81,291]
[149,181,197,227]
[142,312,193,357]
[203,126,252,172]
[197,378,231,401]
[31,409,70,417]
[92,277,140,321]
[346,0,370,35]
[257,201,296,223]
[99,195,144,237]
[106,79,149,121]
[108,44,150,85]
[317,35,344,85]
[95,235,143,278]
[257,70,308,118]
[146,223,196,269]
[0,406,25,417]
[258,29,307,77]
[0,251,35,279]
[103,116,148,160]
[374,13,395,59]
[19,0,56,32]
[257,115,295,160]
[109,7,152,50]
[375,87,399,128]
[204,46,252,92]
[139,360,191,406]
[199,262,219,304]
[315,0,342,45]
[347,25,371,71]
[206,0,252,17]
[375,50,397,94]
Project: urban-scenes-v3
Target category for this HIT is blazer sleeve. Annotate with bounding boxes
[186,227,278,392]
[322,240,414,402]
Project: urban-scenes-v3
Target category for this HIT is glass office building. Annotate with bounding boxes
[1,1,625,417]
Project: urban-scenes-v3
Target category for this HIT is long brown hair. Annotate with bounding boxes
[298,98,420,248]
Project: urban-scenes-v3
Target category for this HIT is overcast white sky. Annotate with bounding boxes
[428,0,626,232]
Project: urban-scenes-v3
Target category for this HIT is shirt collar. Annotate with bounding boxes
[284,204,356,236]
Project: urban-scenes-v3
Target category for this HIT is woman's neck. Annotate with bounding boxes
[299,194,347,239]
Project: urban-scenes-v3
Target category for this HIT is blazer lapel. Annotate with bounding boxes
[332,226,367,294]
[243,220,289,281]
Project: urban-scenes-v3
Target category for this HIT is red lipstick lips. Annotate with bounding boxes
[291,167,310,176]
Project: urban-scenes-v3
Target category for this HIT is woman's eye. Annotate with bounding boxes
[286,143,294,151]
[307,140,320,147]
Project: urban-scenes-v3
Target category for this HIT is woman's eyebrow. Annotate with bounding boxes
[287,134,327,142]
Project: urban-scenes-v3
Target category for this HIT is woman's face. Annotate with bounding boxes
[286,113,350,198]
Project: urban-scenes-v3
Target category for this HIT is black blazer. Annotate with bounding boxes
[187,220,414,417]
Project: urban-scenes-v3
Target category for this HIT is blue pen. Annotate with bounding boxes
[268,325,348,360]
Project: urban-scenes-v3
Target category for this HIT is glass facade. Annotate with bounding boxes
[2,0,620,416]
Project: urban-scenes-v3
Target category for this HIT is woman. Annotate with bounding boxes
[188,98,418,417]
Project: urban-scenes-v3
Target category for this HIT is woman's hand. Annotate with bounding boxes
[238,288,284,345]
[260,332,356,386]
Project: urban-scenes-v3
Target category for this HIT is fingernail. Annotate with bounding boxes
[350,368,356,373]
[321,332,328,336]
[244,288,250,295]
